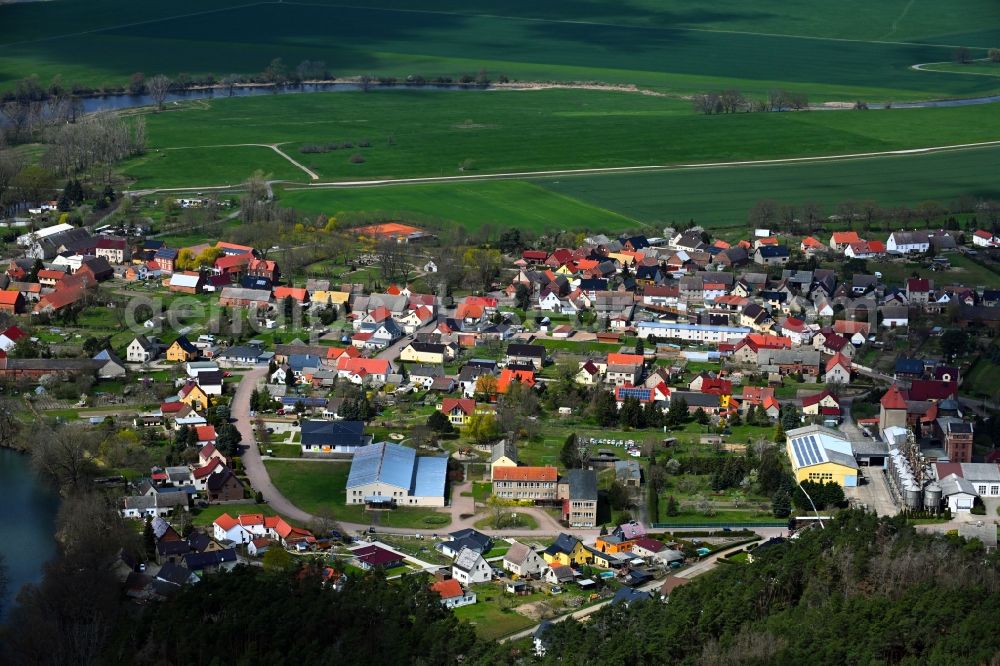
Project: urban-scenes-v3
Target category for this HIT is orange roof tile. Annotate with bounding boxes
[492,466,558,482]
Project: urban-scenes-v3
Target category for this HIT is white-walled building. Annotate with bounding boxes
[636,321,751,344]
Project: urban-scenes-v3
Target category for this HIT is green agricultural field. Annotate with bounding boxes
[539,143,1000,228]
[917,61,1000,77]
[264,460,452,528]
[121,90,1000,188]
[1,1,998,98]
[277,180,638,234]
[122,145,305,189]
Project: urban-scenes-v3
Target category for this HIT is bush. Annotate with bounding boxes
[349,153,365,164]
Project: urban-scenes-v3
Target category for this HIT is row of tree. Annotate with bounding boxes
[693,88,808,114]
[747,195,1000,235]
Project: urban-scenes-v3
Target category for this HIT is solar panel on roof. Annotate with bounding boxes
[807,438,823,465]
[791,439,805,467]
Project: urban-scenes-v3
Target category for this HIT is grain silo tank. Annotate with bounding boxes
[905,483,923,510]
[923,483,942,512]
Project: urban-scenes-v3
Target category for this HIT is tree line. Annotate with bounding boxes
[746,195,1000,235]
[692,88,809,115]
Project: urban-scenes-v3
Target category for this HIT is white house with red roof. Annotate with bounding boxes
[212,513,314,547]
[195,425,217,447]
[779,316,812,345]
[973,229,999,248]
[0,325,26,352]
[431,578,477,608]
[829,231,862,250]
[198,442,226,467]
[801,390,841,419]
[336,356,391,385]
[824,353,852,384]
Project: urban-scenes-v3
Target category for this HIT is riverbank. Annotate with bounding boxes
[0,448,59,622]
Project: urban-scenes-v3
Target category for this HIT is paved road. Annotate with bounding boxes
[233,366,315,524]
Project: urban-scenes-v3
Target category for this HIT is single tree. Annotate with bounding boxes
[147,74,171,112]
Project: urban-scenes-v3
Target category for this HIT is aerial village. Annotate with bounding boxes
[3,205,1000,640]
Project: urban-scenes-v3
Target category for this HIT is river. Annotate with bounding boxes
[80,81,488,114]
[0,448,59,623]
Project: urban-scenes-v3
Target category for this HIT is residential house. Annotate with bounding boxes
[178,381,210,411]
[801,390,841,418]
[887,230,930,254]
[880,305,909,328]
[400,342,450,364]
[431,578,477,609]
[753,245,790,266]
[300,419,372,455]
[542,533,591,566]
[824,353,852,384]
[352,544,404,570]
[205,467,245,502]
[126,335,160,363]
[439,398,478,426]
[506,343,545,369]
[829,231,861,251]
[503,541,546,578]
[972,230,999,248]
[756,348,821,377]
[166,336,199,362]
[452,547,492,585]
[438,529,493,559]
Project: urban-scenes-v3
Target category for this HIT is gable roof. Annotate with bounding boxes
[493,466,557,482]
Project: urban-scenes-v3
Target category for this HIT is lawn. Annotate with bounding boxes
[117,91,1000,190]
[3,1,998,99]
[474,512,539,530]
[263,460,452,528]
[452,601,535,641]
[191,502,278,527]
[278,180,638,234]
[540,143,1000,228]
[653,509,783,526]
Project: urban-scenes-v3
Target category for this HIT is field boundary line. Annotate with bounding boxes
[0,2,269,48]
[282,140,1000,190]
[160,142,318,179]
[128,140,1000,195]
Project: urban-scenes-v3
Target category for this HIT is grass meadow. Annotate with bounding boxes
[121,90,1000,188]
[276,180,639,233]
[1,1,998,98]
[538,143,1000,228]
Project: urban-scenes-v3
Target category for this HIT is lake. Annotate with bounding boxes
[0,448,59,622]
